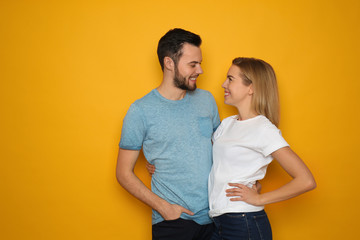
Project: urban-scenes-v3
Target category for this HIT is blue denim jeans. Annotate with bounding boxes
[210,210,272,240]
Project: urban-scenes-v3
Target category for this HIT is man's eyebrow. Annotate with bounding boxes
[188,61,202,64]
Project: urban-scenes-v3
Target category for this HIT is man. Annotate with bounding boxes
[116,28,220,240]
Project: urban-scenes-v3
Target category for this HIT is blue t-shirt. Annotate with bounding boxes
[120,88,220,225]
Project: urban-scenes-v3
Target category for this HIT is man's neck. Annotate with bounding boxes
[156,82,187,100]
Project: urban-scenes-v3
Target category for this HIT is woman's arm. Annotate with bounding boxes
[226,146,316,205]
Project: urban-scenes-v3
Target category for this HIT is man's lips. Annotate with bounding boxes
[189,76,198,82]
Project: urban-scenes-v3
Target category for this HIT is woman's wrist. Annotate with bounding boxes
[256,194,265,206]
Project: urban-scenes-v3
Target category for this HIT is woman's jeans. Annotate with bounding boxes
[211,210,272,240]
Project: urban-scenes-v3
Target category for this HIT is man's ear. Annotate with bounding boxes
[164,56,174,71]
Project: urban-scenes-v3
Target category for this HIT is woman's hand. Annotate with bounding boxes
[226,147,316,206]
[146,162,155,176]
[226,183,262,206]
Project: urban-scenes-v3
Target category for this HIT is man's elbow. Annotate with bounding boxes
[116,171,122,185]
[116,168,130,187]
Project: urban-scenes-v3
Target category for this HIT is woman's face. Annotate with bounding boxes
[222,65,253,107]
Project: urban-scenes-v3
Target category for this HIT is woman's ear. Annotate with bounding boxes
[164,56,174,71]
[249,84,254,95]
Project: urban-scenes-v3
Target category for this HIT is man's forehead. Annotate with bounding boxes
[180,44,202,61]
[181,43,201,53]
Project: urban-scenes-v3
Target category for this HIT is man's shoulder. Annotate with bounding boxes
[131,89,158,106]
[124,90,158,117]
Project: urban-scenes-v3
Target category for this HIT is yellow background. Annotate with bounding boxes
[1,0,359,239]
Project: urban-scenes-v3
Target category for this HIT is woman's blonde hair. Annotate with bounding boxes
[232,57,280,127]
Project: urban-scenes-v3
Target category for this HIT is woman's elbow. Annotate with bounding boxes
[304,177,317,192]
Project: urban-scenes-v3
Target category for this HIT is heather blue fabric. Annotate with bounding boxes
[120,88,220,225]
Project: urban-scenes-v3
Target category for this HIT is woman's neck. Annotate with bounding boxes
[236,107,258,121]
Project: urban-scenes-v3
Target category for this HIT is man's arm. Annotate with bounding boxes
[116,148,194,220]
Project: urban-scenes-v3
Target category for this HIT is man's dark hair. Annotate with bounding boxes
[157,28,202,71]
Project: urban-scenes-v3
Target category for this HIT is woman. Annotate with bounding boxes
[208,57,316,240]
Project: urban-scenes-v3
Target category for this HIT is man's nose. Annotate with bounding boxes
[197,65,203,74]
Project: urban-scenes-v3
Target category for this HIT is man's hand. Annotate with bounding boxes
[160,203,194,220]
[116,149,177,216]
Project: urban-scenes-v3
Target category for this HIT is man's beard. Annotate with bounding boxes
[173,66,197,91]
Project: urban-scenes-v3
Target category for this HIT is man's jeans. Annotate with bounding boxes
[153,218,214,240]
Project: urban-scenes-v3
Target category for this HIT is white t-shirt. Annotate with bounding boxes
[208,115,289,217]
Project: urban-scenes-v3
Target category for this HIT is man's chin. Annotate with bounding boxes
[186,85,197,91]
[177,84,197,91]
[187,81,198,91]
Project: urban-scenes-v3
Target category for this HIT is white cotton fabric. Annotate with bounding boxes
[208,115,289,217]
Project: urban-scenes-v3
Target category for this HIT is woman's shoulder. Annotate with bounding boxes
[212,115,237,141]
[255,115,284,139]
[221,115,237,125]
[256,115,278,129]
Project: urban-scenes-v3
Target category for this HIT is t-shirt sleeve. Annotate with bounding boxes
[209,93,221,132]
[258,125,289,157]
[119,103,146,150]
[212,120,224,142]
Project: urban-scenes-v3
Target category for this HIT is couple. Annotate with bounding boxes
[116,28,316,240]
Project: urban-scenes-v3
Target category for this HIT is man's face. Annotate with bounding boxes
[173,43,203,91]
